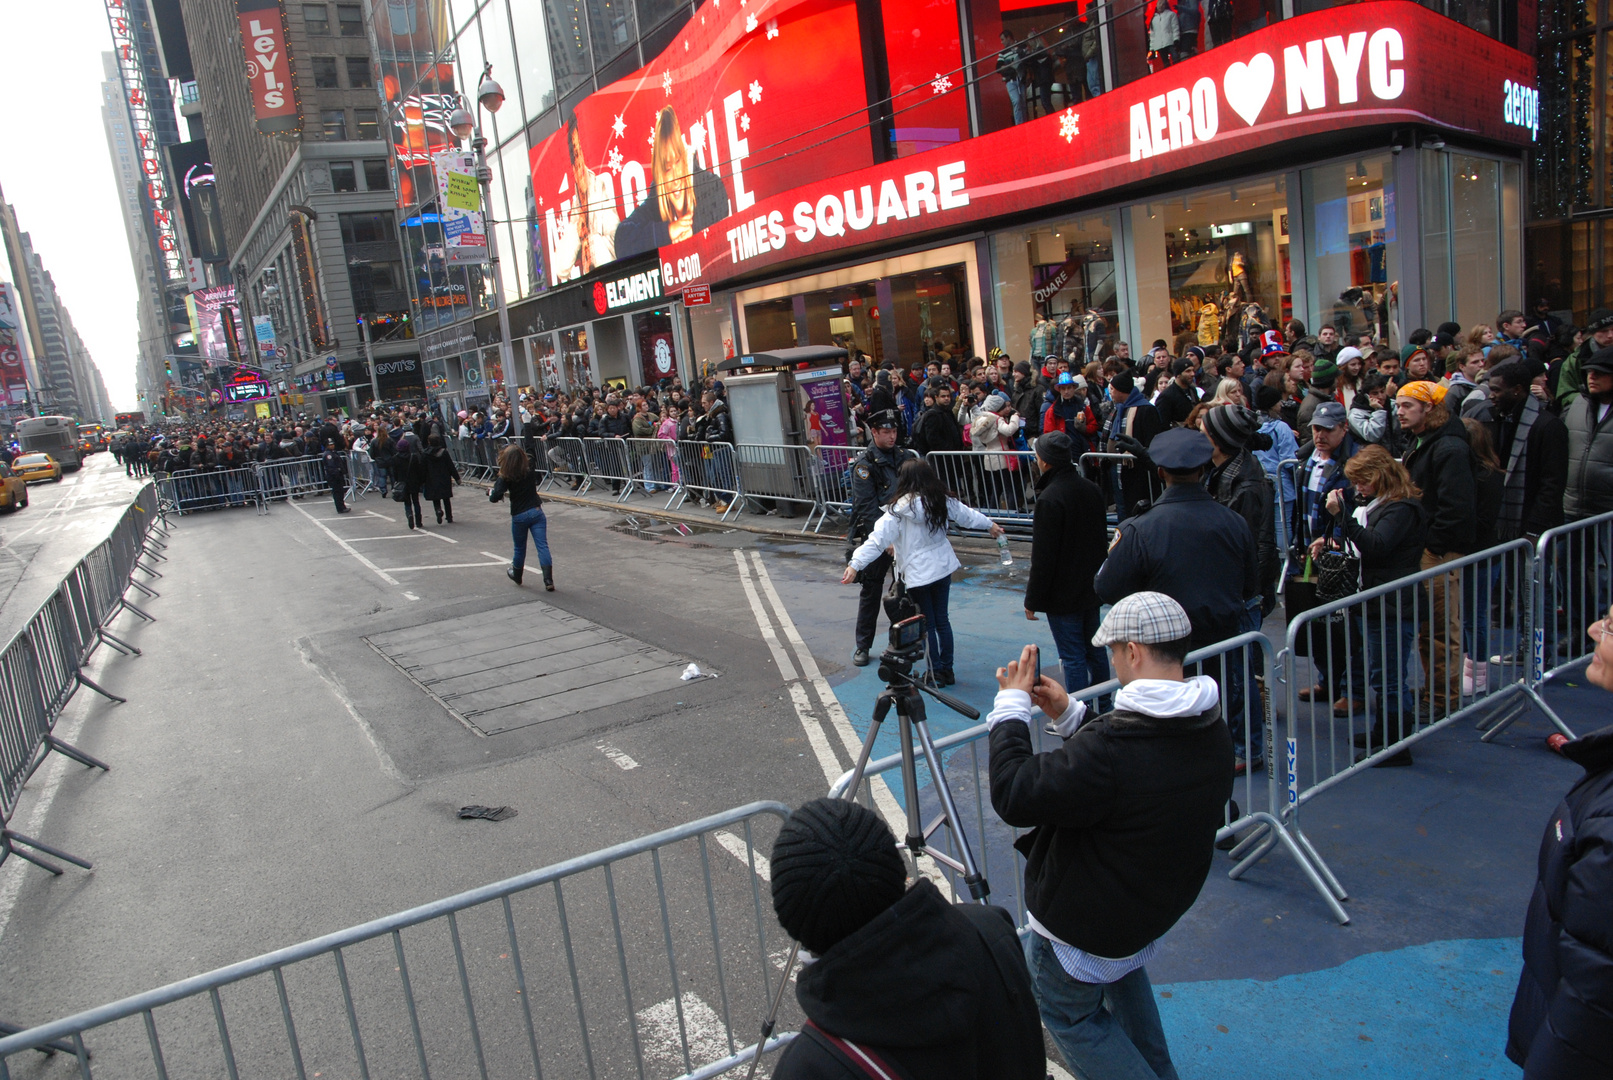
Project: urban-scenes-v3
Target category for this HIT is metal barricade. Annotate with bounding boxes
[154,466,264,514]
[826,632,1348,923]
[806,445,860,534]
[1281,540,1545,905]
[255,457,329,507]
[733,443,819,527]
[669,441,742,520]
[0,802,798,1080]
[544,436,590,492]
[1274,458,1299,583]
[624,437,682,500]
[347,449,376,500]
[906,450,1035,537]
[578,437,635,501]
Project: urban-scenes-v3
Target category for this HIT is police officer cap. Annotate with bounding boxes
[868,409,900,429]
[1149,427,1214,470]
[1583,345,1613,375]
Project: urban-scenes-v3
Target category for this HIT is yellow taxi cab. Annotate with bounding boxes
[14,453,62,484]
[0,462,26,512]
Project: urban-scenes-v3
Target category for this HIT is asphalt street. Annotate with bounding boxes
[0,474,900,1079]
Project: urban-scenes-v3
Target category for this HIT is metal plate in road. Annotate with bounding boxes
[366,601,689,735]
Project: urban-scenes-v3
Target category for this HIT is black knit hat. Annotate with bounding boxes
[1203,403,1263,451]
[770,799,906,955]
[1035,430,1074,470]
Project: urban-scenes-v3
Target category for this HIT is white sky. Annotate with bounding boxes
[0,4,141,412]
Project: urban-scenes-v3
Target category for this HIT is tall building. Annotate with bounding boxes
[176,0,418,412]
[0,214,113,419]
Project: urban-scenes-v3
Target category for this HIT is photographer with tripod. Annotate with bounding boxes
[988,593,1234,1080]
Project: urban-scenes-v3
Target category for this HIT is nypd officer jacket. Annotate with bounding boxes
[847,444,916,548]
[1093,484,1259,648]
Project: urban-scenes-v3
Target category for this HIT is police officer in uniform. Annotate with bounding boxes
[847,410,917,666]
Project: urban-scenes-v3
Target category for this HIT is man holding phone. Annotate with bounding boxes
[987,593,1234,1079]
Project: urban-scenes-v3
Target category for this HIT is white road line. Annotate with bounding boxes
[363,510,394,521]
[288,500,399,585]
[597,743,639,770]
[713,830,770,880]
[0,709,87,948]
[379,560,506,572]
[1048,1062,1074,1080]
[402,592,421,601]
[732,550,799,681]
[478,551,504,560]
[344,534,433,541]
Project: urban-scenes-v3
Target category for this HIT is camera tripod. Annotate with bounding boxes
[744,640,990,1079]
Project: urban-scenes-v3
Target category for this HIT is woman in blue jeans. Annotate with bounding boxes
[842,460,1003,685]
[490,444,554,590]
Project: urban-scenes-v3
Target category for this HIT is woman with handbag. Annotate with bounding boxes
[395,431,428,530]
[840,460,1004,687]
[1321,446,1428,767]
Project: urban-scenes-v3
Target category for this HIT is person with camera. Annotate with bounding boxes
[767,798,1046,1080]
[988,593,1234,1079]
[841,459,1004,686]
[845,410,918,667]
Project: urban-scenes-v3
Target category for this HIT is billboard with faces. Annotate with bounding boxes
[529,0,874,289]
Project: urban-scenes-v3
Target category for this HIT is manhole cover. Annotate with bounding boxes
[367,602,688,735]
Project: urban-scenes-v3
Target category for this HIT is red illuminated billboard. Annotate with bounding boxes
[658,2,1537,291]
[530,0,874,289]
[236,0,300,134]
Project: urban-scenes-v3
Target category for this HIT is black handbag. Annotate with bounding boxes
[391,486,407,503]
[883,574,918,625]
[1314,546,1361,603]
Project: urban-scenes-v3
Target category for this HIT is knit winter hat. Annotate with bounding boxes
[1202,404,1263,450]
[770,799,906,956]
[1254,384,1283,413]
[1311,356,1339,387]
[1035,430,1075,469]
[982,392,1011,414]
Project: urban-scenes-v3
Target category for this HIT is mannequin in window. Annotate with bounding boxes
[1225,251,1252,308]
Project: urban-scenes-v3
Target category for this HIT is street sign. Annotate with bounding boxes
[682,283,712,306]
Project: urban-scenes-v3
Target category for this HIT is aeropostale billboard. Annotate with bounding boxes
[529,0,874,289]
[656,1,1537,292]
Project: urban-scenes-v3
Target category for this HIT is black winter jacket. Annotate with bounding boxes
[1488,402,1568,539]
[1024,464,1107,616]
[1207,449,1279,612]
[774,880,1044,1080]
[422,447,460,501]
[1507,722,1613,1080]
[912,404,964,455]
[989,702,1234,958]
[1403,411,1478,556]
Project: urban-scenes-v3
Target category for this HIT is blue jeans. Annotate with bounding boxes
[1225,597,1265,758]
[1046,608,1111,710]
[1024,933,1178,1080]
[1086,56,1103,98]
[1359,608,1416,741]
[907,576,954,675]
[1004,77,1027,124]
[510,506,551,570]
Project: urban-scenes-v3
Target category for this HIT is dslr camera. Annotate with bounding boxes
[878,613,926,683]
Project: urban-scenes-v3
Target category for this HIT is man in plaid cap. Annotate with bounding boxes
[987,592,1234,1080]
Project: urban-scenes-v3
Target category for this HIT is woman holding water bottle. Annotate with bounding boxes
[841,459,1004,686]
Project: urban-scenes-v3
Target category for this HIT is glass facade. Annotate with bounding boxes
[1302,154,1398,346]
[993,210,1119,366]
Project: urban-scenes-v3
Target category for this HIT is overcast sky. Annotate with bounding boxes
[0,4,142,412]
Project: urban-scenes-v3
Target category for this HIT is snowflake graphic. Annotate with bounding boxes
[662,69,673,96]
[745,11,757,31]
[1058,107,1080,143]
[765,18,778,38]
[930,73,952,95]
[607,146,624,174]
[611,113,627,139]
[648,127,656,147]
[689,118,706,149]
[748,79,763,104]
[740,112,751,132]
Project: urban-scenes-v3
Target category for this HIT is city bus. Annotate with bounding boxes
[15,415,82,472]
[78,423,107,453]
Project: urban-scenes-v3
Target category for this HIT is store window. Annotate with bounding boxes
[743,298,799,353]
[559,326,592,387]
[634,309,679,385]
[527,333,563,389]
[331,161,358,192]
[1301,155,1397,347]
[803,282,883,366]
[968,0,1097,136]
[1133,176,1290,357]
[993,210,1119,368]
[688,301,735,379]
[1418,150,1522,331]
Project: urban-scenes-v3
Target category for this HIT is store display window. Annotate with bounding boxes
[1133,176,1290,356]
[992,211,1119,367]
[803,281,884,365]
[559,326,592,388]
[743,298,799,353]
[1302,155,1398,348]
[1418,150,1523,331]
[634,309,679,386]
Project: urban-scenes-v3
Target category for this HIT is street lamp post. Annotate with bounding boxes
[450,67,515,408]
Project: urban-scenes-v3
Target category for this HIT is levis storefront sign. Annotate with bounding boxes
[660,1,1534,291]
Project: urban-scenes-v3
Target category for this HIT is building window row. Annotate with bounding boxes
[310,55,376,88]
[320,108,380,141]
[304,3,365,36]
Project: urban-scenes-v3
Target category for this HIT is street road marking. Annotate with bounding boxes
[597,743,639,770]
[714,830,770,880]
[402,592,420,601]
[289,501,399,585]
[635,993,730,1076]
[379,560,506,572]
[1049,1062,1075,1080]
[345,534,432,540]
[364,510,393,521]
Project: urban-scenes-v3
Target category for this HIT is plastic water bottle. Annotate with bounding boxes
[997,534,1013,566]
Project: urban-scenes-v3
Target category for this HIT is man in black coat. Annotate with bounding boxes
[1023,432,1111,702]
[1154,357,1202,428]
[1506,607,1613,1079]
[769,799,1045,1080]
[1483,361,1568,542]
[910,383,965,455]
[989,594,1233,1080]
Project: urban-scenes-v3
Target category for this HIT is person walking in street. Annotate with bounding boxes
[321,438,350,514]
[842,459,1005,686]
[423,434,462,524]
[1505,602,1613,1079]
[396,431,428,530]
[490,444,554,590]
[987,594,1233,1080]
[844,410,917,667]
[767,798,1046,1080]
[1024,431,1111,701]
[1397,380,1478,718]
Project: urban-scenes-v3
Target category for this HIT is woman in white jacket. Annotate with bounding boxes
[971,392,1024,510]
[840,460,1004,686]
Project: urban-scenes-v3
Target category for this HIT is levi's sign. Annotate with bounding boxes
[657,1,1536,290]
[236,0,299,134]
